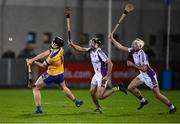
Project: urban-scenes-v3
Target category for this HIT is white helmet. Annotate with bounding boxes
[135,38,144,49]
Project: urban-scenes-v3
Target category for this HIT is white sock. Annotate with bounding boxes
[170,104,175,109]
[140,98,146,103]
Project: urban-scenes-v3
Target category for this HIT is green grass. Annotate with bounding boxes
[0,89,179,123]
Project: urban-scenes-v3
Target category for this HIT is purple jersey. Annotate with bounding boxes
[128,48,156,81]
[85,48,108,77]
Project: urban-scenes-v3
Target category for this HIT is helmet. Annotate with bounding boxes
[91,37,102,46]
[51,36,64,49]
[135,38,144,49]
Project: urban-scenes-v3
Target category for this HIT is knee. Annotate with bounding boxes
[97,93,104,100]
[154,93,159,99]
[98,95,103,100]
[60,82,67,90]
[153,92,161,99]
[32,87,40,93]
[33,86,40,91]
[62,86,70,92]
[127,85,133,91]
[89,89,95,96]
[61,85,66,90]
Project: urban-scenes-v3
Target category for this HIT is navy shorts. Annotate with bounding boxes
[41,72,64,85]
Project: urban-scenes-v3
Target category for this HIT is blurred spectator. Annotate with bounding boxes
[2,50,15,59]
[18,43,36,58]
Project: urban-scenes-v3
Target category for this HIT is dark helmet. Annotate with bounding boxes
[91,37,102,46]
[51,36,64,49]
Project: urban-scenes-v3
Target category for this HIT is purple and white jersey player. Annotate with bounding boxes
[85,47,108,88]
[109,34,176,114]
[127,48,158,89]
[69,37,127,113]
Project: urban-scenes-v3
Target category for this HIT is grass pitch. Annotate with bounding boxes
[0,89,179,123]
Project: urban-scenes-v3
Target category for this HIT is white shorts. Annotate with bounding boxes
[137,73,158,89]
[91,73,108,88]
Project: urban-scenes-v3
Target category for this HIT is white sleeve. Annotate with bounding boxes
[97,49,108,62]
[128,48,133,52]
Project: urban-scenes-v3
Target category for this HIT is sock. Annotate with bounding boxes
[168,103,172,107]
[137,96,145,102]
[168,104,175,109]
[140,98,146,103]
[73,99,78,103]
[36,106,41,112]
[137,96,143,100]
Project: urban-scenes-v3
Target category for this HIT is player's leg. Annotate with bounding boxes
[152,82,177,114]
[95,74,127,100]
[90,74,103,113]
[33,76,46,113]
[55,73,83,107]
[96,86,119,100]
[96,83,127,100]
[58,81,83,107]
[128,78,143,97]
[128,77,148,109]
[59,81,75,100]
[89,84,101,111]
[116,83,128,95]
[96,86,105,100]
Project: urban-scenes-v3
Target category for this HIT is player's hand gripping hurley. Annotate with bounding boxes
[112,4,134,34]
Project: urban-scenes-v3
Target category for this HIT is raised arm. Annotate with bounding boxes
[109,33,129,52]
[68,41,88,52]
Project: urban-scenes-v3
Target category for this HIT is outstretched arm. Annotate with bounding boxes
[68,41,88,52]
[109,33,129,52]
[34,61,47,68]
[26,50,50,65]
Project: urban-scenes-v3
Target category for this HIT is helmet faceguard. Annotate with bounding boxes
[131,38,144,50]
[51,36,64,49]
[89,37,102,49]
[136,38,144,49]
